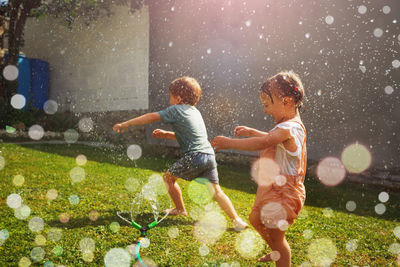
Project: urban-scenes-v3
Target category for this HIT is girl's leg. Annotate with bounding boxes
[207,183,248,229]
[163,171,187,216]
[249,208,291,266]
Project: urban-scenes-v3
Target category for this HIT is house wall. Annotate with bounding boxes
[146,0,400,169]
[23,5,149,113]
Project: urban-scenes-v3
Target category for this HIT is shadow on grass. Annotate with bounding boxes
[12,143,400,223]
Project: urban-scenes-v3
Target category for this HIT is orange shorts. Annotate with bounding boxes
[251,175,306,229]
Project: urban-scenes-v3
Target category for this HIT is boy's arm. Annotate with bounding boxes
[152,129,176,140]
[212,127,290,151]
[113,112,161,133]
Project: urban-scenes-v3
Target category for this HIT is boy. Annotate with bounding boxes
[113,76,247,231]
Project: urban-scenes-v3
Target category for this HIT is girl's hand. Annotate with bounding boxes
[211,136,231,151]
[113,123,127,133]
[152,129,166,139]
[234,126,252,137]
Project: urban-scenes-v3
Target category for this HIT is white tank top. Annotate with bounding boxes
[272,121,306,176]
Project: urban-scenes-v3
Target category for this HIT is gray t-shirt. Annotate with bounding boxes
[158,104,215,155]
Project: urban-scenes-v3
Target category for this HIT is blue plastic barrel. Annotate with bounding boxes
[17,55,31,109]
[30,59,49,110]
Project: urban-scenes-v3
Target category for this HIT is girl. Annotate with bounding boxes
[212,71,306,266]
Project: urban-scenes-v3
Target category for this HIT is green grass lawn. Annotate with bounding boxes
[0,142,399,266]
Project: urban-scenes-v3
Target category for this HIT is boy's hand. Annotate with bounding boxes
[234,126,252,137]
[113,123,127,133]
[211,136,231,151]
[152,129,167,139]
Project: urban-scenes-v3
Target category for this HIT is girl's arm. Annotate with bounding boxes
[212,127,291,151]
[113,112,161,133]
[234,126,268,137]
[152,129,176,140]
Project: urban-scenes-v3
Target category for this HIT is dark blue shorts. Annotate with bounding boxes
[168,152,219,184]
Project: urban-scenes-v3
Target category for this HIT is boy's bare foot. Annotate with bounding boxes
[258,253,272,262]
[233,217,248,232]
[164,208,188,216]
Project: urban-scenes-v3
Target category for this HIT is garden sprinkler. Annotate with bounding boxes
[117,210,170,267]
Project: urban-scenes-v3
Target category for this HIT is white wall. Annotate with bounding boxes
[23,5,149,112]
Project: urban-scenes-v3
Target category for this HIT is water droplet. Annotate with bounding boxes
[325,15,334,25]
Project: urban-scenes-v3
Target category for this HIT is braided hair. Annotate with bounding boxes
[260,71,305,111]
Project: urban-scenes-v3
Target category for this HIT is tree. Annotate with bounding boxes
[0,0,144,100]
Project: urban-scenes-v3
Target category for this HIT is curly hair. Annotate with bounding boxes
[169,76,202,106]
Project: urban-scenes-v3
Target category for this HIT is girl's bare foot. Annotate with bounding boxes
[258,253,272,262]
[164,208,188,216]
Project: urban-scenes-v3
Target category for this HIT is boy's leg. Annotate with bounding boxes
[163,171,187,216]
[207,183,247,229]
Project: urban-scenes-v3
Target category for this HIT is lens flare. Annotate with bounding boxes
[0,155,4,170]
[69,195,80,205]
[3,65,19,81]
[307,238,337,266]
[188,178,213,205]
[250,158,280,186]
[52,246,63,256]
[127,144,142,160]
[28,125,44,141]
[43,100,58,115]
[346,239,358,252]
[260,202,287,229]
[109,222,120,233]
[389,243,400,255]
[0,229,9,241]
[18,257,31,267]
[78,117,93,132]
[345,201,356,212]
[82,252,94,262]
[64,129,79,143]
[15,205,31,220]
[13,175,25,186]
[373,28,383,38]
[194,210,227,244]
[199,244,209,256]
[168,227,179,239]
[29,217,44,233]
[382,5,391,14]
[325,15,334,25]
[341,144,371,173]
[378,192,389,203]
[316,157,346,186]
[46,189,58,200]
[358,5,367,14]
[375,203,386,215]
[384,86,394,95]
[80,237,96,253]
[34,235,46,246]
[48,228,62,242]
[394,226,400,239]
[76,154,87,166]
[59,213,70,223]
[70,167,85,183]
[89,210,99,221]
[125,177,140,193]
[234,229,264,259]
[30,247,45,262]
[303,230,313,240]
[7,193,22,209]
[323,207,334,218]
